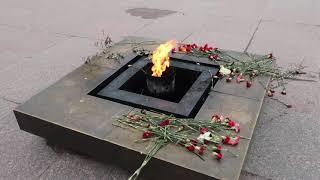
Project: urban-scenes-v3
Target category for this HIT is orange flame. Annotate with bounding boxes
[151,40,176,77]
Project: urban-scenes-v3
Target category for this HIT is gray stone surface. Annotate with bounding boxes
[262,0,320,26]
[14,37,266,180]
[243,80,320,180]
[1,0,320,179]
[0,113,60,179]
[247,21,320,61]
[184,17,260,52]
[39,152,129,180]
[0,38,98,103]
[0,99,17,120]
[0,25,65,57]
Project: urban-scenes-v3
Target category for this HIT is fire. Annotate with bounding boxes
[151,40,176,77]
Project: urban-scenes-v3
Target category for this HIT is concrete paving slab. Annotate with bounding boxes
[262,0,320,26]
[40,152,129,180]
[10,0,152,41]
[0,37,98,103]
[0,0,40,30]
[243,80,320,179]
[0,99,17,120]
[0,114,59,179]
[184,17,259,52]
[0,50,24,71]
[182,0,269,21]
[0,26,66,57]
[134,13,203,42]
[247,21,320,60]
[239,170,270,180]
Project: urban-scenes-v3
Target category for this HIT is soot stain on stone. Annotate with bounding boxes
[126,8,176,19]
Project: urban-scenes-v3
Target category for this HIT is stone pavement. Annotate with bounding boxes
[0,0,319,179]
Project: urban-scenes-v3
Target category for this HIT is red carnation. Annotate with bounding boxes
[204,44,208,49]
[196,145,206,155]
[267,90,274,97]
[191,139,198,146]
[142,131,152,139]
[191,43,198,49]
[213,145,222,153]
[212,152,223,160]
[223,136,240,145]
[230,136,240,145]
[128,114,141,121]
[228,120,236,127]
[223,136,231,144]
[236,73,244,83]
[199,127,208,134]
[186,46,192,52]
[186,145,195,152]
[211,113,221,122]
[159,119,170,127]
[171,48,177,53]
[199,146,206,155]
[213,54,219,60]
[233,123,240,132]
[216,145,222,152]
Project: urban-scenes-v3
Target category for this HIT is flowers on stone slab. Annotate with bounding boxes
[186,144,195,152]
[170,43,306,99]
[117,112,242,179]
[212,152,223,160]
[142,131,152,139]
[195,145,206,155]
[211,113,222,123]
[219,65,231,76]
[159,119,170,127]
[213,145,222,153]
[236,73,245,83]
[222,136,240,145]
[246,81,252,88]
[197,131,212,143]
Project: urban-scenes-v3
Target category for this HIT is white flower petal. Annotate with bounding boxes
[219,65,231,76]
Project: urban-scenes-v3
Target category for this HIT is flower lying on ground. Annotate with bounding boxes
[115,112,241,179]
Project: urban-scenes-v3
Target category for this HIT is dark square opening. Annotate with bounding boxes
[89,54,219,118]
[119,63,201,103]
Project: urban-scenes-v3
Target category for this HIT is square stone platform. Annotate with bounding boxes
[14,37,269,180]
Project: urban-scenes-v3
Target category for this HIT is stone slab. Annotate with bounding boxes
[0,99,17,120]
[184,17,260,52]
[247,21,320,61]
[39,152,129,180]
[14,37,268,180]
[262,0,320,26]
[0,37,98,103]
[133,13,203,42]
[0,25,65,57]
[0,114,60,179]
[243,80,320,179]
